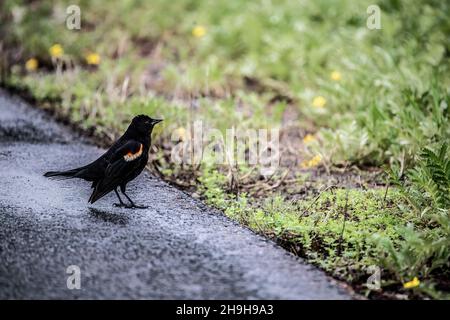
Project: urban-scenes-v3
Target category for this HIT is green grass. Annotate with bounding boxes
[1,0,449,299]
[198,163,449,299]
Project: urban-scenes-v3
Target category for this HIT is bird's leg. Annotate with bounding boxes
[113,188,126,207]
[121,190,148,209]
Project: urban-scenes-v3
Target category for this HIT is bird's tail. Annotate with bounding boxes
[43,168,82,179]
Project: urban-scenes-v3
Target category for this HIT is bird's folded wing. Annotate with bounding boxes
[110,140,144,162]
[89,140,144,203]
[104,140,143,182]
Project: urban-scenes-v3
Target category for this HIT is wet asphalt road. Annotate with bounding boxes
[0,90,352,299]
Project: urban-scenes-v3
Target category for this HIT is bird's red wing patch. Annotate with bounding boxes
[123,143,143,162]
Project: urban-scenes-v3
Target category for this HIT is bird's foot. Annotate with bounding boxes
[129,204,149,209]
[113,203,148,209]
[113,203,127,208]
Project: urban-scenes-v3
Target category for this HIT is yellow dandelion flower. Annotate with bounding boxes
[403,277,420,289]
[49,44,64,58]
[300,154,322,168]
[85,52,101,65]
[303,134,315,144]
[309,154,322,166]
[175,127,187,141]
[330,71,342,81]
[192,25,206,38]
[312,96,327,108]
[25,58,38,71]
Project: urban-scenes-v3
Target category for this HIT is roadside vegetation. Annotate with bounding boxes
[1,0,449,299]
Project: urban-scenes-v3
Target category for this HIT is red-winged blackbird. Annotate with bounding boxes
[44,115,162,208]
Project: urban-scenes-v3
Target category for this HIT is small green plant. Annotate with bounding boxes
[409,143,450,211]
[389,143,450,216]
[377,143,450,298]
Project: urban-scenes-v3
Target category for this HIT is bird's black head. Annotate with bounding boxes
[129,115,163,136]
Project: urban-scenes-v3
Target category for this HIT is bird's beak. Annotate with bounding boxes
[152,119,163,125]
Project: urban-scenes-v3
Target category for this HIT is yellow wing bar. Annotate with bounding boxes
[123,143,143,162]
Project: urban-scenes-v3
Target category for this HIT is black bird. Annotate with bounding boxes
[44,115,162,208]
